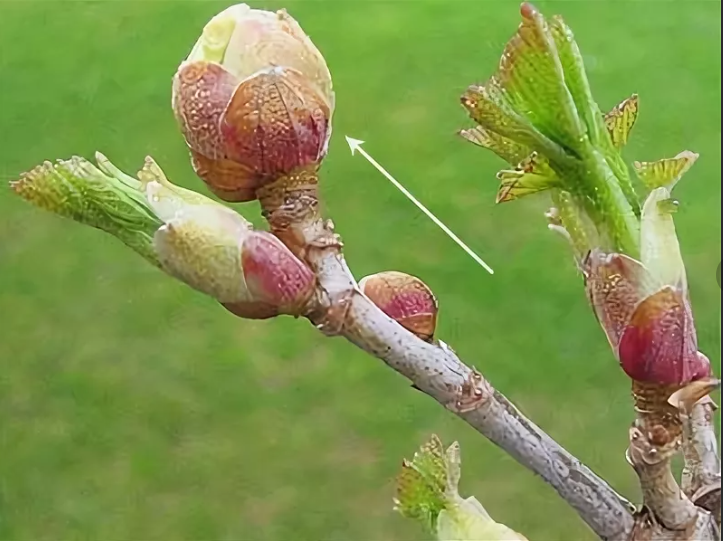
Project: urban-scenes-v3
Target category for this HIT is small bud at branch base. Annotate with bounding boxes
[359,271,438,342]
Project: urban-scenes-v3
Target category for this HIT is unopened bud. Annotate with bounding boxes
[146,178,315,319]
[584,249,711,386]
[172,4,334,202]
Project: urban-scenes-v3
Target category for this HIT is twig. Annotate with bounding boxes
[302,235,636,541]
[627,425,699,530]
[673,385,722,528]
[681,399,721,499]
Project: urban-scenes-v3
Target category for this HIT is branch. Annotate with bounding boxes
[630,510,720,541]
[627,424,699,530]
[686,400,722,528]
[11,153,635,540]
[672,385,722,527]
[253,164,636,538]
[301,228,636,541]
[9,3,720,541]
[682,400,721,496]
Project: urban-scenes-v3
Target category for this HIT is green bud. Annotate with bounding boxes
[10,154,315,318]
[395,436,528,540]
[459,2,641,256]
[10,154,162,266]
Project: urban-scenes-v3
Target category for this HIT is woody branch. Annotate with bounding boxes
[8,2,720,541]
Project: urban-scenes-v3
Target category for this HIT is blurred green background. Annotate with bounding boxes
[0,1,720,540]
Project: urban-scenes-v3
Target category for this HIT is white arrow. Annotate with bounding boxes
[345,136,494,275]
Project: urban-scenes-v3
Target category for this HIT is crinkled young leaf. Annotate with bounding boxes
[395,436,528,540]
[459,126,531,166]
[496,153,559,203]
[394,436,448,532]
[604,94,639,149]
[548,17,638,220]
[548,15,606,147]
[414,435,448,487]
[495,3,586,153]
[394,459,446,533]
[546,16,639,215]
[634,150,699,191]
[459,3,643,257]
[460,82,563,162]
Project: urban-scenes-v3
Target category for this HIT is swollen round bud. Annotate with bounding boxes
[359,271,438,342]
[172,4,334,202]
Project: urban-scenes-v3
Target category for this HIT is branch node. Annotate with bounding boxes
[313,289,354,337]
[447,368,492,414]
[627,426,699,531]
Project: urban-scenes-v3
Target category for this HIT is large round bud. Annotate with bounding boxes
[172,4,334,202]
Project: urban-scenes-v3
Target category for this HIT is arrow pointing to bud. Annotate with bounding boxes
[345,136,494,275]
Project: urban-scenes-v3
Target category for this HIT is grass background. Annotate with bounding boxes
[0,1,720,539]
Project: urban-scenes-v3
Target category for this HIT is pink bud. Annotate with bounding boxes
[235,231,316,316]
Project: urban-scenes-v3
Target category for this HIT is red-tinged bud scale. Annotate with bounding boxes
[237,231,316,314]
[618,287,710,386]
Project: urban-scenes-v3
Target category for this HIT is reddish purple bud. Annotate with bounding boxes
[618,287,711,385]
[584,249,711,385]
